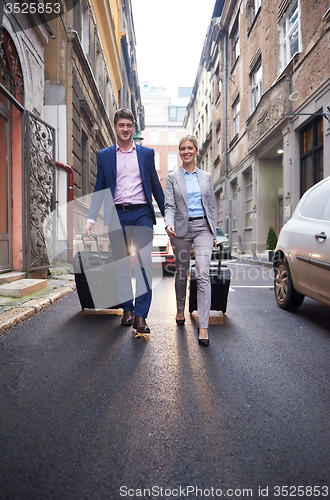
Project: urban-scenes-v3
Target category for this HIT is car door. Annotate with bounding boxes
[308,207,330,303]
[299,179,330,303]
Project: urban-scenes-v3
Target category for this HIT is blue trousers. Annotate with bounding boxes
[109,206,153,318]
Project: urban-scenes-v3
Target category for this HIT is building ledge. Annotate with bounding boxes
[229,133,239,149]
[214,155,221,167]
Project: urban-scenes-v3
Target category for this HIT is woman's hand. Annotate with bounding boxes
[213,238,218,248]
[166,225,176,238]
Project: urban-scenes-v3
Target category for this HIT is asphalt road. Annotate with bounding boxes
[1,261,330,500]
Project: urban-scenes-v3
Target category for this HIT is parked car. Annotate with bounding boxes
[274,176,330,310]
[191,226,231,260]
[151,218,175,274]
[215,227,231,259]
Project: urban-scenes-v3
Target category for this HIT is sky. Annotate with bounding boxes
[131,0,216,98]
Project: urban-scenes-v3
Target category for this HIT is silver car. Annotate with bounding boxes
[274,176,330,310]
[215,227,231,259]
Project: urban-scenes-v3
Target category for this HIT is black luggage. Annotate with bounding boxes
[189,244,231,314]
[73,234,121,310]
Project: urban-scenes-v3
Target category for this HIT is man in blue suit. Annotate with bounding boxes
[85,108,165,335]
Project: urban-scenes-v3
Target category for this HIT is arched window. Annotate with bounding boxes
[0,28,24,104]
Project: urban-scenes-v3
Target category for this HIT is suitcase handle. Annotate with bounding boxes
[81,233,102,266]
[82,232,98,240]
[217,242,222,271]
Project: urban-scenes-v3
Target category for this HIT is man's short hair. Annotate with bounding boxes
[114,108,135,125]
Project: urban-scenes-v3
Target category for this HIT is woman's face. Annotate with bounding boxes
[179,140,198,167]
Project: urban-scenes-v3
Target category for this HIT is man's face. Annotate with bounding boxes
[114,118,134,144]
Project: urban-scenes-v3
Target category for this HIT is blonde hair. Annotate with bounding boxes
[179,135,198,151]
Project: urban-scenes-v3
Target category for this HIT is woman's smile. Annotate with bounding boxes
[179,140,198,167]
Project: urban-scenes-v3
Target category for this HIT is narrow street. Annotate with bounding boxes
[1,261,330,500]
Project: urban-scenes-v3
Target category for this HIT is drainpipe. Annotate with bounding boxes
[223,30,228,200]
[222,29,231,239]
[56,162,74,262]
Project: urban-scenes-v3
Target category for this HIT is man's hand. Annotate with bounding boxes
[85,221,94,236]
[165,225,176,238]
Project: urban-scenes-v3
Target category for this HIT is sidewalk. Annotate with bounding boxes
[0,262,76,335]
[232,251,274,267]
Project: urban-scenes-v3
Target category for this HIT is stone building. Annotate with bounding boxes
[43,0,143,257]
[185,0,330,255]
[119,0,144,130]
[0,0,143,281]
[141,83,192,192]
[1,6,55,277]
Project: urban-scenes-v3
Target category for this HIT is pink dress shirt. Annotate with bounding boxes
[113,142,147,205]
[87,141,147,224]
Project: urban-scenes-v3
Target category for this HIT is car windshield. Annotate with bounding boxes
[216,228,225,237]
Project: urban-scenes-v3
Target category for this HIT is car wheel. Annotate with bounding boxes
[274,259,305,310]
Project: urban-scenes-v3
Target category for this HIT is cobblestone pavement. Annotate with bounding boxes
[0,262,76,335]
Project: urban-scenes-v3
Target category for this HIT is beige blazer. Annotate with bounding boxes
[164,166,216,238]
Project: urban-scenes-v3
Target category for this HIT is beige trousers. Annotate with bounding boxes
[171,218,213,328]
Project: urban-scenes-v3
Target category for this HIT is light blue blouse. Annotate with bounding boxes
[182,166,205,218]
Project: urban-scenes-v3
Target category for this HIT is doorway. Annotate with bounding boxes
[0,100,11,272]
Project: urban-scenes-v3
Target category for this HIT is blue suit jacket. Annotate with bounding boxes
[88,143,165,226]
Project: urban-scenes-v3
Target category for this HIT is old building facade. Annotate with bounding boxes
[0,0,143,278]
[186,0,330,255]
[1,6,55,277]
[44,0,143,258]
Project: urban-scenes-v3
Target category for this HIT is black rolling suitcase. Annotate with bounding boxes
[73,234,121,310]
[189,244,231,314]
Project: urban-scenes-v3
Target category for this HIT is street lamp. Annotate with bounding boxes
[134,121,144,145]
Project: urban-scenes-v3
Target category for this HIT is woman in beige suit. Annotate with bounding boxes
[165,135,216,346]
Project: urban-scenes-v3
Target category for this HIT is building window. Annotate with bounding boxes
[232,178,238,201]
[177,107,186,123]
[0,29,24,103]
[278,0,302,72]
[217,125,221,156]
[150,130,159,142]
[300,117,323,195]
[248,0,262,30]
[216,191,222,226]
[231,15,240,67]
[155,152,160,171]
[168,106,177,121]
[207,149,212,174]
[231,179,238,231]
[250,59,262,111]
[244,169,253,228]
[233,98,240,137]
[169,131,177,144]
[168,106,185,123]
[81,129,89,196]
[214,65,221,104]
[81,0,90,55]
[168,153,177,172]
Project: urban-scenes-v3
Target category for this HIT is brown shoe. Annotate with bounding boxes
[133,316,150,334]
[121,310,134,326]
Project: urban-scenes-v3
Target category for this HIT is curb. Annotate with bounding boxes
[0,282,76,336]
[232,254,273,268]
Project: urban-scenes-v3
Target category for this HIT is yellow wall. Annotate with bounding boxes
[91,0,123,99]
